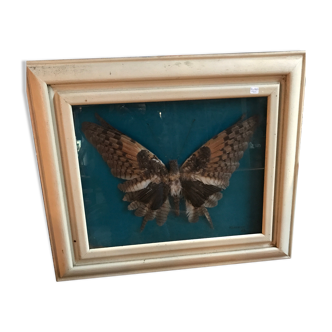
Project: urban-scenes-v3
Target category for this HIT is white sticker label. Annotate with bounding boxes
[250,87,259,94]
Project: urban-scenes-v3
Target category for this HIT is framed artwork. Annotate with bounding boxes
[26,52,305,281]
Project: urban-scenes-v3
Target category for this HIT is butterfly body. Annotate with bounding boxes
[81,114,258,231]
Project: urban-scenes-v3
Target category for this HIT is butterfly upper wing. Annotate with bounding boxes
[180,116,259,227]
[81,115,170,230]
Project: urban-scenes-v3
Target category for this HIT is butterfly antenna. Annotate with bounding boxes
[177,119,196,159]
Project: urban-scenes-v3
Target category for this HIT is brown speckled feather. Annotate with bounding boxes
[82,115,170,230]
[180,116,258,226]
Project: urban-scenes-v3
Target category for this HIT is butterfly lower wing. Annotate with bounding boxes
[81,115,170,230]
[180,116,258,227]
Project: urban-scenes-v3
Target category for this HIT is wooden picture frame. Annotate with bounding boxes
[26,51,305,281]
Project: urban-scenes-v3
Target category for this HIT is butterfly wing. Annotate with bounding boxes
[81,114,170,230]
[180,116,259,227]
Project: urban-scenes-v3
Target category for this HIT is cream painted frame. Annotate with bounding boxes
[26,52,305,281]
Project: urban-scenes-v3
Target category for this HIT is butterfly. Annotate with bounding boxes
[81,113,258,231]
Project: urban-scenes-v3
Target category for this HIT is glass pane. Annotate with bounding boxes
[72,97,267,248]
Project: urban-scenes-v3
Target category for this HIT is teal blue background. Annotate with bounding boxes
[72,97,267,249]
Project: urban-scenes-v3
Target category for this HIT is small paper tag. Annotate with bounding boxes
[250,87,259,94]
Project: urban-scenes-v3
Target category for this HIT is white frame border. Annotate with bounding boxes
[26,52,305,281]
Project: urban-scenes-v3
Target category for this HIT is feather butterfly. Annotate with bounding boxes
[81,114,258,231]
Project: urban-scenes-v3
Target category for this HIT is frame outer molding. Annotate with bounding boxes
[27,69,74,277]
[63,247,285,281]
[289,57,306,257]
[27,52,303,84]
[26,52,305,281]
[276,59,304,255]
